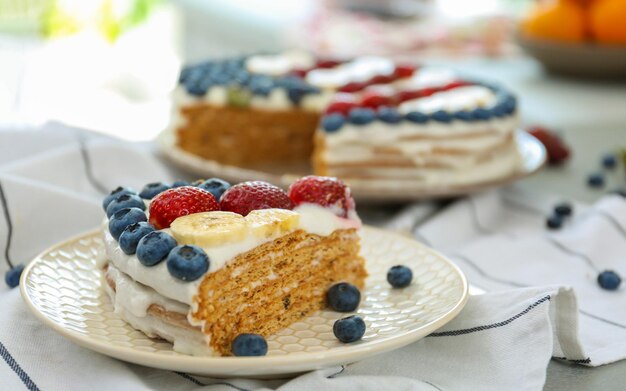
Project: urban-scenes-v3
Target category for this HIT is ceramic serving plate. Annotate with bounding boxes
[20,227,468,378]
[158,130,546,202]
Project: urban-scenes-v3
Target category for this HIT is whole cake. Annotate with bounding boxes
[168,52,520,187]
[99,176,367,356]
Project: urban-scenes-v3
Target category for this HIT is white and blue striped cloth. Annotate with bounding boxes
[1,123,625,391]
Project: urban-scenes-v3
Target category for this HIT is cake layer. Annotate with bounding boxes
[192,228,366,355]
[176,103,320,167]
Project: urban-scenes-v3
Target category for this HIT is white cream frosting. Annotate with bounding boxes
[306,56,395,89]
[102,204,359,305]
[398,86,497,114]
[245,50,315,76]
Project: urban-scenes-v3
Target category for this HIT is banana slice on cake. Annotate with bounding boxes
[245,209,300,239]
[170,211,247,247]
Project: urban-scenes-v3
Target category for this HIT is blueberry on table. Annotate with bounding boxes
[597,270,621,291]
[602,153,617,169]
[587,173,605,188]
[4,264,25,288]
[102,186,135,211]
[546,214,564,230]
[109,207,147,240]
[387,265,413,288]
[106,194,145,218]
[197,178,231,201]
[333,315,366,343]
[137,231,177,266]
[166,245,209,281]
[139,182,171,199]
[119,222,155,255]
[231,334,268,356]
[553,202,573,217]
[327,282,361,312]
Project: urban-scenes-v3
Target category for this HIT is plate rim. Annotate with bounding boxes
[157,129,546,202]
[20,227,469,376]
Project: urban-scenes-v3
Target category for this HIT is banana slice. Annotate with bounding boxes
[246,209,300,239]
[170,211,246,247]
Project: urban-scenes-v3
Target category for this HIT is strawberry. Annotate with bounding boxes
[325,93,358,116]
[393,64,417,79]
[149,186,219,229]
[527,126,571,165]
[339,82,367,93]
[288,176,355,218]
[220,181,294,216]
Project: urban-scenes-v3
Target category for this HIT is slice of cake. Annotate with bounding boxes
[99,176,366,356]
[167,52,521,187]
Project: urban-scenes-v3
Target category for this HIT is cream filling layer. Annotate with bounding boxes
[103,204,358,305]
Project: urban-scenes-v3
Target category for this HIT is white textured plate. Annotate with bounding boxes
[158,130,546,202]
[20,227,468,378]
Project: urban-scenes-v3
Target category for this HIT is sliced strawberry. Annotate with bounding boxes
[316,59,342,69]
[527,126,571,165]
[288,176,355,218]
[220,181,293,216]
[339,82,367,93]
[393,64,417,79]
[361,91,394,109]
[149,186,219,229]
[325,93,358,115]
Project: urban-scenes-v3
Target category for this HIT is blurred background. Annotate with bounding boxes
[0,0,623,144]
[0,0,532,140]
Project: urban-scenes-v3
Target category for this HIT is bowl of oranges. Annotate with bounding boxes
[518,0,626,78]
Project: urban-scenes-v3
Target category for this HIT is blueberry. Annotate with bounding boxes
[492,104,507,117]
[454,111,475,122]
[248,75,274,96]
[106,193,145,218]
[172,180,190,188]
[231,334,268,356]
[4,264,24,288]
[405,111,429,124]
[602,153,618,169]
[546,214,563,230]
[377,107,402,124]
[387,265,413,288]
[166,245,209,281]
[597,270,621,291]
[137,231,178,266]
[587,173,605,188]
[333,315,366,343]
[321,114,345,132]
[327,282,361,312]
[186,76,212,97]
[502,95,517,114]
[471,108,492,121]
[431,110,453,123]
[287,83,320,105]
[102,186,135,212]
[348,108,375,126]
[139,182,171,199]
[554,202,573,217]
[108,207,147,240]
[119,222,155,255]
[197,178,231,201]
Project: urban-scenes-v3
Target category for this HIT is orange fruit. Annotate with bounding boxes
[590,0,626,44]
[522,0,586,42]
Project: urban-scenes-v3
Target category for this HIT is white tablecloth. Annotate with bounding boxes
[1,123,624,390]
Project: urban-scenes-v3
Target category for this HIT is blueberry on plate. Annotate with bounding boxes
[197,178,231,201]
[587,173,605,188]
[139,182,171,199]
[109,207,147,240]
[106,193,145,218]
[166,245,209,281]
[348,108,376,126]
[327,282,361,312]
[102,186,135,211]
[546,214,563,230]
[387,265,413,288]
[321,114,345,132]
[231,334,268,356]
[597,270,621,291]
[553,202,573,217]
[333,315,366,343]
[119,222,155,255]
[137,231,178,266]
[4,264,25,288]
